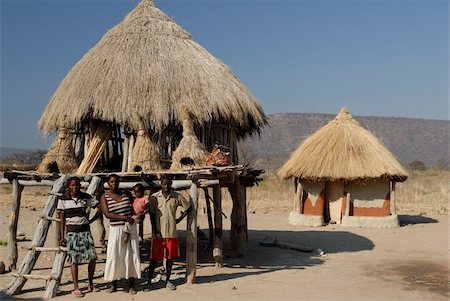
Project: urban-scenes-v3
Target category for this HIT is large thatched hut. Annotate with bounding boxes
[278,108,408,228]
[37,0,266,173]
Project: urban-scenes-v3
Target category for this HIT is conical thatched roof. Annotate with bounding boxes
[38,0,266,137]
[278,108,408,182]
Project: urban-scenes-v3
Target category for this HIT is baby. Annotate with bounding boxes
[122,184,149,244]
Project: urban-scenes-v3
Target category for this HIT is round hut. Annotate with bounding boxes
[38,0,266,173]
[278,107,408,228]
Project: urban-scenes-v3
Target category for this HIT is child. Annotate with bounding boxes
[122,184,149,244]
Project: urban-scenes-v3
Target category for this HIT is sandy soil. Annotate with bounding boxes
[0,204,448,301]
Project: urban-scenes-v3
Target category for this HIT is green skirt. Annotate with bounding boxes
[66,231,97,264]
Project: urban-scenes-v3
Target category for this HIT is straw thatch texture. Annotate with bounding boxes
[278,108,408,182]
[38,0,266,137]
[37,129,78,173]
[171,106,209,170]
[130,128,162,171]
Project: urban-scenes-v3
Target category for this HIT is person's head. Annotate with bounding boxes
[160,174,173,195]
[107,174,120,192]
[133,183,145,198]
[68,177,81,197]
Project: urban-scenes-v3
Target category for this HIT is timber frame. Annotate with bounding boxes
[1,165,263,298]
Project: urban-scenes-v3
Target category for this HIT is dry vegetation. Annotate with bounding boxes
[1,171,448,216]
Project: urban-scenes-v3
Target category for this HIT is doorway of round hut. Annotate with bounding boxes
[325,182,344,224]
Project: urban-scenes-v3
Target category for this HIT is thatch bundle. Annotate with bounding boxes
[38,0,266,137]
[171,106,209,170]
[130,127,162,171]
[37,128,78,173]
[278,108,408,182]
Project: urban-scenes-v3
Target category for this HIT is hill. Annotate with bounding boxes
[240,113,449,172]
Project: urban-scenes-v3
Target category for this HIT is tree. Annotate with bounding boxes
[434,159,449,171]
[408,160,426,171]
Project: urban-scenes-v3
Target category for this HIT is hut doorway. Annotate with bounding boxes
[326,182,344,224]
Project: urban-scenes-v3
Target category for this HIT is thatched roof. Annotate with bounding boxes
[278,108,408,182]
[38,0,266,137]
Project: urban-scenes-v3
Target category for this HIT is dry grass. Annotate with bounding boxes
[1,171,447,216]
[38,0,266,137]
[278,107,408,182]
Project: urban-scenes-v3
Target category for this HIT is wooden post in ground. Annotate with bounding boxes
[203,188,214,249]
[344,182,351,217]
[212,185,223,268]
[44,176,102,299]
[390,181,396,215]
[6,175,70,296]
[186,182,198,284]
[294,178,304,214]
[8,179,24,271]
[229,178,246,257]
[121,134,129,172]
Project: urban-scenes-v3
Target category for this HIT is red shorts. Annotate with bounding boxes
[151,238,179,261]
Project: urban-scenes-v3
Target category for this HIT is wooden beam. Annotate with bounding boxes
[121,135,129,172]
[6,175,70,296]
[43,250,67,298]
[390,181,396,215]
[8,179,24,271]
[186,182,198,284]
[345,182,351,217]
[127,134,135,172]
[212,185,223,268]
[20,246,68,252]
[228,179,246,257]
[203,188,214,249]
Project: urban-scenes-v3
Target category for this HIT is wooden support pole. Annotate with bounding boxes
[43,250,67,299]
[127,135,135,172]
[294,178,304,214]
[186,182,198,284]
[8,179,24,271]
[212,185,223,268]
[203,188,214,249]
[390,181,396,215]
[6,175,70,296]
[121,135,129,172]
[345,182,351,217]
[228,179,246,257]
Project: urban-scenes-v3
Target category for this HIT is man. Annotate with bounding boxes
[58,177,99,298]
[148,174,191,290]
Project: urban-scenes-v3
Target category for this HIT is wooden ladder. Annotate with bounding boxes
[6,176,102,299]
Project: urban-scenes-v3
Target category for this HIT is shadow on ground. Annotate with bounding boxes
[398,215,438,226]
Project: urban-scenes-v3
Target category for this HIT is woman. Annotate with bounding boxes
[100,174,141,294]
[57,176,99,297]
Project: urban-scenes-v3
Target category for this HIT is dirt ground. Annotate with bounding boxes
[0,204,448,301]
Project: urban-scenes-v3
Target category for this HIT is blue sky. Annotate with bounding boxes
[1,0,448,149]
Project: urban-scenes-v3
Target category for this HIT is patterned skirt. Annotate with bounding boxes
[66,231,97,264]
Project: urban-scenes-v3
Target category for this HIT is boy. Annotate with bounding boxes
[58,177,99,298]
[148,175,191,290]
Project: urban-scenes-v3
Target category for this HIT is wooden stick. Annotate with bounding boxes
[212,185,223,268]
[229,179,246,257]
[203,188,214,249]
[20,246,68,252]
[6,175,70,296]
[43,250,67,298]
[186,182,198,284]
[127,134,135,172]
[390,181,396,215]
[8,179,24,271]
[12,273,55,281]
[122,134,129,172]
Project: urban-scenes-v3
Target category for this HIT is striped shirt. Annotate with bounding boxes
[105,192,132,226]
[57,192,98,232]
